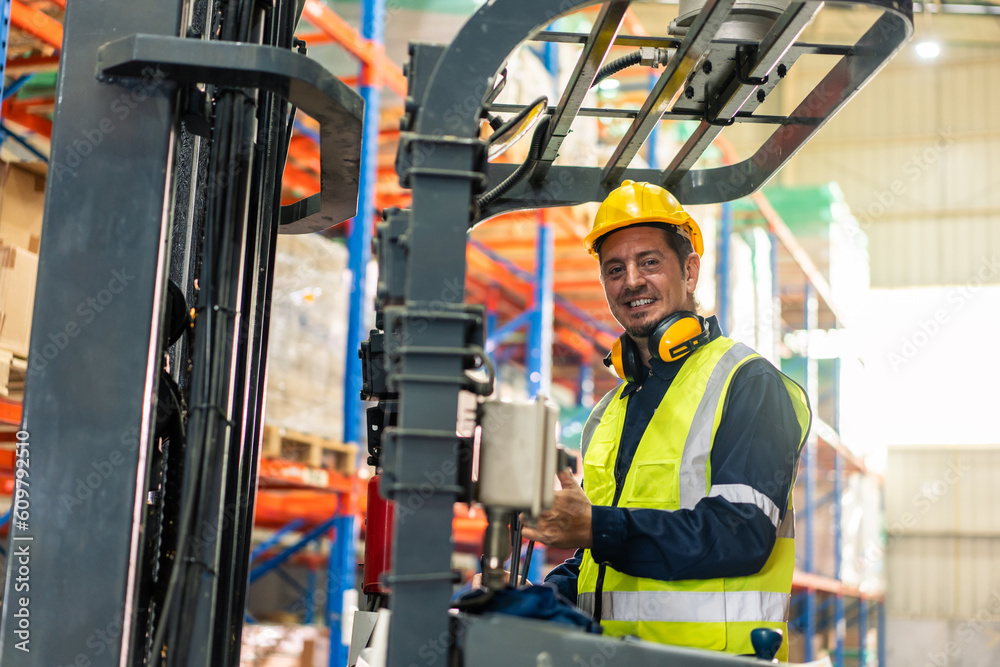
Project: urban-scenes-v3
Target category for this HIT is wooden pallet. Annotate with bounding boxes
[0,349,26,399]
[260,425,357,475]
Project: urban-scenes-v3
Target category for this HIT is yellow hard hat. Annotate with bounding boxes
[583,180,704,259]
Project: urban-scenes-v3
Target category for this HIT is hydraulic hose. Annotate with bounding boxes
[477,114,551,210]
[593,50,643,87]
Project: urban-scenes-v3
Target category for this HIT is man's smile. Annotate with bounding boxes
[623,296,657,311]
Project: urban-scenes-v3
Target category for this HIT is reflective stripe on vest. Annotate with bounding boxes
[709,484,781,528]
[576,335,811,658]
[677,343,757,509]
[577,590,790,624]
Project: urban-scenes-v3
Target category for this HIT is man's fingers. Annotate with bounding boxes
[557,468,577,489]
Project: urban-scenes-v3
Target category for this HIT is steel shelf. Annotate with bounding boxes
[714,134,886,665]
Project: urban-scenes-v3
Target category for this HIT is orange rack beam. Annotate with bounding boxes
[792,569,884,601]
[0,398,22,427]
[11,0,64,50]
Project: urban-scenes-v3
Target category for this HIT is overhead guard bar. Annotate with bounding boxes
[96,33,364,234]
[530,0,631,181]
[601,0,737,186]
[663,1,824,186]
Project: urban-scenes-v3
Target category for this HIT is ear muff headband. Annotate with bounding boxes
[650,311,710,363]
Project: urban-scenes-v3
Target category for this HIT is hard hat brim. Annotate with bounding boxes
[583,216,704,259]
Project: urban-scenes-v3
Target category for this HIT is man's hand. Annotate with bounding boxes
[520,469,592,550]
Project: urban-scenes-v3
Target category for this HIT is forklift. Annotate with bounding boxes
[0,0,911,664]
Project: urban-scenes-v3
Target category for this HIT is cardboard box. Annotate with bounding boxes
[0,244,38,358]
[0,162,46,253]
[240,624,328,667]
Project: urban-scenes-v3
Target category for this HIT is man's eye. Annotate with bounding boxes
[607,266,623,276]
[643,259,658,267]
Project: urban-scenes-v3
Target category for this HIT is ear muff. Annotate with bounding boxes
[604,312,708,382]
[603,335,643,383]
[649,311,710,363]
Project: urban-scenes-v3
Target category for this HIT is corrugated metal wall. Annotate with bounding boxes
[730,11,1000,288]
[885,446,1000,618]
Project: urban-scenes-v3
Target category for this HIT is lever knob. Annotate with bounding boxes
[750,628,783,662]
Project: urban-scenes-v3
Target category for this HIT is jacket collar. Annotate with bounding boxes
[619,315,723,398]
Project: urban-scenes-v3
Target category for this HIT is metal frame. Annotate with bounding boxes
[96,33,363,233]
[458,0,912,219]
[0,2,182,663]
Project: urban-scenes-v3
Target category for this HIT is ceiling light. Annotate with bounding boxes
[597,78,621,92]
[915,40,941,59]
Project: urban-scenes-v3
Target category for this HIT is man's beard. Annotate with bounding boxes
[625,316,659,340]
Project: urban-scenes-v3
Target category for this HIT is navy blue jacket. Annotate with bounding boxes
[545,317,802,603]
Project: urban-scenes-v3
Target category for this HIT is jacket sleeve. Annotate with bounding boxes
[541,549,584,603]
[590,359,803,581]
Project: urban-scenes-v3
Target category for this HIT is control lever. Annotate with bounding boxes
[751,628,783,662]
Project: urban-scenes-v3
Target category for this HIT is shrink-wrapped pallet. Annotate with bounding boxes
[264,235,349,443]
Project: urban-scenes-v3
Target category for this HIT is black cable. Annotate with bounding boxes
[593,50,643,88]
[150,76,254,667]
[149,96,233,667]
[220,0,239,41]
[149,0,262,661]
[237,0,255,42]
[508,515,522,587]
[521,541,535,587]
[477,114,551,210]
[146,88,232,664]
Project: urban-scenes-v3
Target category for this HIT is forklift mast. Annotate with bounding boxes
[0,1,361,666]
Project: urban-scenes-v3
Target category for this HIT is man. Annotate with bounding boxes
[521,180,811,660]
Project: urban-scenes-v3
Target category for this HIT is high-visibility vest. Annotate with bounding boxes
[577,337,811,660]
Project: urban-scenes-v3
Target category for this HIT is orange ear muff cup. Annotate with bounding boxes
[604,335,643,383]
[605,313,707,382]
[650,311,710,363]
[608,338,626,380]
[655,316,704,362]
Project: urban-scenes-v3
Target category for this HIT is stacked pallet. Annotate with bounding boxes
[261,234,356,474]
[260,425,357,475]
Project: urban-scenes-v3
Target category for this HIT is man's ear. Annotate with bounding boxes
[685,252,700,293]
